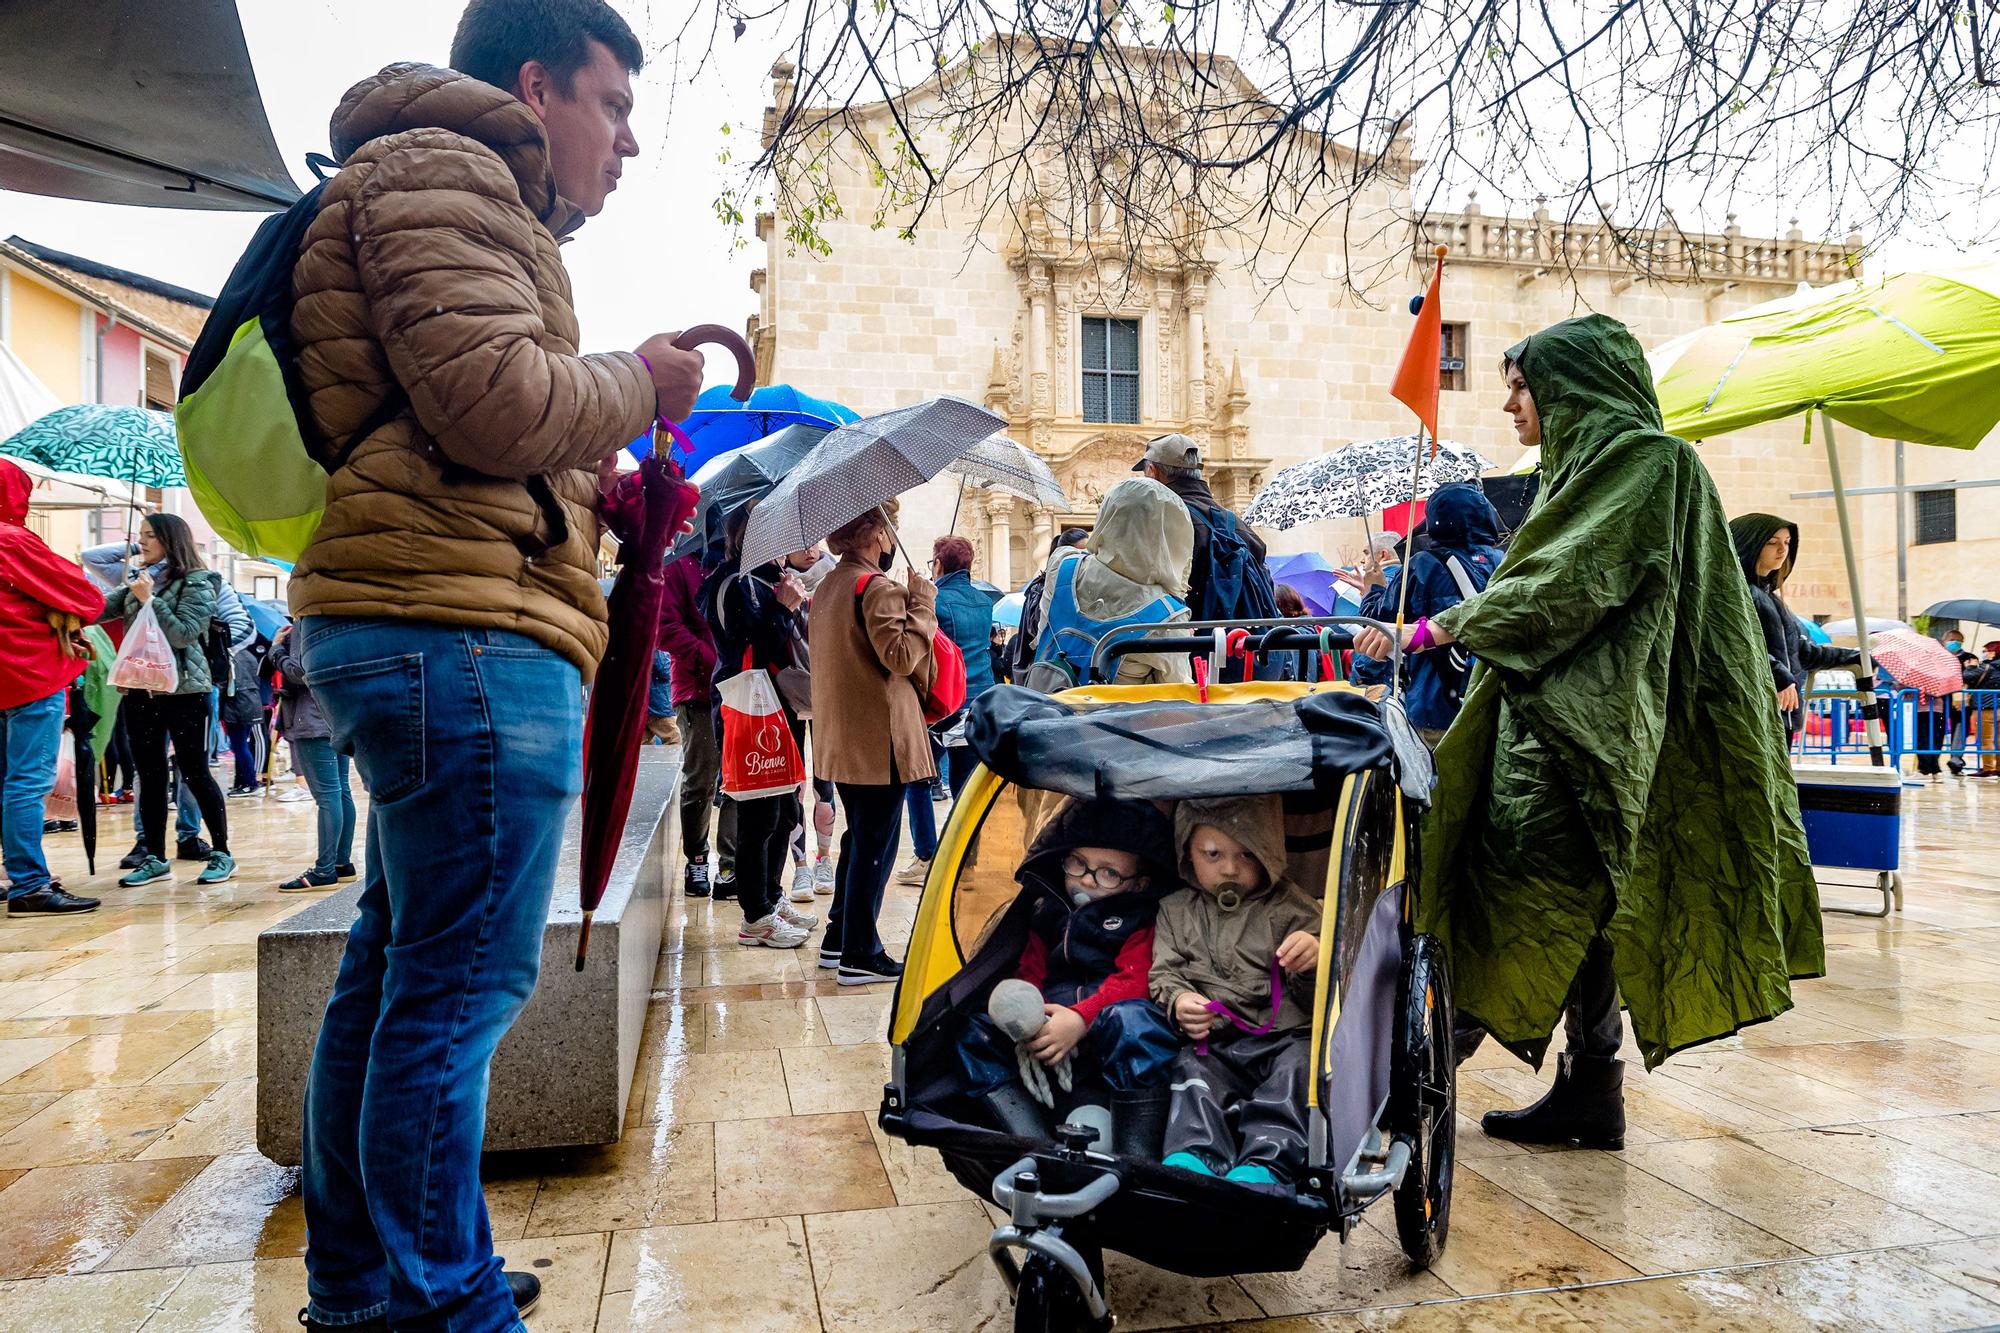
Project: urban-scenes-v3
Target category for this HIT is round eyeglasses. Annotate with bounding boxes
[1062,854,1142,892]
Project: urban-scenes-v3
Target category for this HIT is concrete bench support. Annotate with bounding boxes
[256,746,680,1165]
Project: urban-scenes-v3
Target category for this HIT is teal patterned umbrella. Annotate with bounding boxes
[1,404,185,487]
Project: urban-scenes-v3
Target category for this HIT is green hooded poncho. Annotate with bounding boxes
[1419,314,1823,1071]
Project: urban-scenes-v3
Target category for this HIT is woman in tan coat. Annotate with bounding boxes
[809,502,937,986]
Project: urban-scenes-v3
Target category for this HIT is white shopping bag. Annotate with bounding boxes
[108,601,180,694]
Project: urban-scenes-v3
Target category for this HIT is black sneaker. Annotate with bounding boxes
[176,837,213,862]
[837,953,903,987]
[334,862,359,882]
[118,842,149,870]
[713,868,737,902]
[41,819,78,834]
[296,1311,388,1332]
[506,1269,541,1317]
[279,869,339,892]
[8,884,100,914]
[685,862,712,898]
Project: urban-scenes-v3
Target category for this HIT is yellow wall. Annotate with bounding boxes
[7,270,83,403]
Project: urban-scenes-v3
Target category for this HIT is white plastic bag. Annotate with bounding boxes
[109,601,180,694]
[45,743,78,822]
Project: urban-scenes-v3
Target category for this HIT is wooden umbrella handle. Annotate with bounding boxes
[671,324,756,403]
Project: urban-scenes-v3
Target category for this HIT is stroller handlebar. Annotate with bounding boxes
[1088,615,1392,683]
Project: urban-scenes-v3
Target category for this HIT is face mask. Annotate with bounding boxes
[877,549,895,572]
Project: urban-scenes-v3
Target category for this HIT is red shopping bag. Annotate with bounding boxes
[718,650,805,799]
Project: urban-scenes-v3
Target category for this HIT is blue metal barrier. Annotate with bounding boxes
[1797,688,2000,770]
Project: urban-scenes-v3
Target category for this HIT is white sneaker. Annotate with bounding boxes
[276,785,313,804]
[789,861,816,903]
[893,857,931,888]
[738,914,810,948]
[814,856,835,895]
[777,901,819,931]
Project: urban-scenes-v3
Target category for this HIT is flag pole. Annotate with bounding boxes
[1388,429,1429,697]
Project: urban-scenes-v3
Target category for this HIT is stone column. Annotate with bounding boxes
[986,495,1015,588]
[1184,274,1207,426]
[1028,265,1053,418]
[1029,507,1054,572]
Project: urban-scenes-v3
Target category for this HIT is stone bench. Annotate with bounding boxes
[256,746,681,1165]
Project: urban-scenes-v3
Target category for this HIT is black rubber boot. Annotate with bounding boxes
[1110,1089,1170,1159]
[984,1085,1052,1141]
[1480,1053,1626,1149]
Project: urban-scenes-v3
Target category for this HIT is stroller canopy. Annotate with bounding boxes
[965,685,1392,803]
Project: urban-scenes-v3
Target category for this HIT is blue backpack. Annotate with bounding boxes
[1193,508,1279,624]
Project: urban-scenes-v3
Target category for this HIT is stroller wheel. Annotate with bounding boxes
[1013,1243,1109,1333]
[1392,933,1456,1269]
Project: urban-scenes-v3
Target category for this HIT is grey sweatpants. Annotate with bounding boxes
[1163,1028,1310,1181]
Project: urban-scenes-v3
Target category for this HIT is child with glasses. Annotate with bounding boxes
[956,797,1182,1156]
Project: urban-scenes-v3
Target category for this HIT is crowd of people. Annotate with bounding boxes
[0,2,1993,1330]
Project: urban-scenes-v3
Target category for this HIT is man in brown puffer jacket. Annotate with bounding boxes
[288,4,704,1330]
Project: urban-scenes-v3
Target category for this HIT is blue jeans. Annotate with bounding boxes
[904,782,938,861]
[1,689,66,899]
[299,617,582,1332]
[291,736,356,877]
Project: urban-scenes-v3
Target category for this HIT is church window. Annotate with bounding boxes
[1440,323,1468,392]
[1915,489,1956,545]
[1081,316,1140,423]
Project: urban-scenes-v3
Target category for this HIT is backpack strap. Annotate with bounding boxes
[1441,554,1479,602]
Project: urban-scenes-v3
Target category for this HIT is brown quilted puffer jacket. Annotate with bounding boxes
[288,63,656,676]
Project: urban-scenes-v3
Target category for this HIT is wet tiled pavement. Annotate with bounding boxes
[2,770,1998,1329]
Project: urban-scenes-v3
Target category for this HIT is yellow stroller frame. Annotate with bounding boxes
[876,619,1456,1332]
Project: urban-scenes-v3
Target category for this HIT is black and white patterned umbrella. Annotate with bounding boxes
[1243,435,1493,530]
[740,395,1005,570]
[946,434,1069,510]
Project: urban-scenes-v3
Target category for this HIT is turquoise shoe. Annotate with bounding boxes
[1224,1163,1280,1187]
[1162,1152,1216,1177]
[196,852,237,885]
[119,856,171,887]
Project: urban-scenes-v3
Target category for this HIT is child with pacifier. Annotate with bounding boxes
[1151,794,1322,1187]
[958,797,1181,1156]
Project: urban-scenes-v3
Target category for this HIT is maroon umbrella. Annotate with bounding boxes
[577,326,754,968]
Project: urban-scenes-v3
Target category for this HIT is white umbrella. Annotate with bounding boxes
[1822,616,1913,639]
[10,455,145,510]
[740,395,1005,570]
[1243,435,1494,530]
[945,434,1069,525]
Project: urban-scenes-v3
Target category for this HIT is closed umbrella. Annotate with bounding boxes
[1867,629,1966,698]
[578,325,752,967]
[1243,435,1492,530]
[740,396,1005,571]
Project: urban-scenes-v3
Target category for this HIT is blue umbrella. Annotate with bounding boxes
[2,404,184,487]
[1802,619,1833,645]
[1266,552,1359,617]
[244,598,290,639]
[652,384,859,474]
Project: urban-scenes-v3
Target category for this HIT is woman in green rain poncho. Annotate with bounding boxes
[1354,314,1823,1150]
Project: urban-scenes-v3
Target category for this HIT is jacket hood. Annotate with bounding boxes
[1086,477,1193,597]
[0,458,28,526]
[1019,797,1176,901]
[1506,315,1667,483]
[1425,482,1501,549]
[331,63,578,234]
[1728,513,1799,590]
[1175,794,1290,897]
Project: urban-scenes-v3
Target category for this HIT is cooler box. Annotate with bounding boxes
[1792,763,1902,872]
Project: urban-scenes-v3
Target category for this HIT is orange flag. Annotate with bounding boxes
[1391,245,1448,448]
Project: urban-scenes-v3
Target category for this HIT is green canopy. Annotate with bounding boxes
[1651,263,2000,451]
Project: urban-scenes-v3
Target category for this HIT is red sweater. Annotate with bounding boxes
[1016,926,1156,1027]
[656,553,718,705]
[0,461,105,710]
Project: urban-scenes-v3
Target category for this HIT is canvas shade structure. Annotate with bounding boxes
[1243,436,1493,530]
[0,0,297,211]
[1650,262,2000,765]
[739,396,1005,571]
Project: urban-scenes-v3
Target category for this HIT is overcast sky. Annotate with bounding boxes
[0,0,1986,389]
